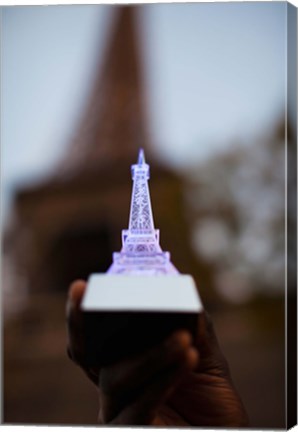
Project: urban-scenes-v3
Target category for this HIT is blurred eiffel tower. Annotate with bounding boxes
[8,5,203,295]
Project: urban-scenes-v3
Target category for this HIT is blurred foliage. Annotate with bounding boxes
[183,119,287,303]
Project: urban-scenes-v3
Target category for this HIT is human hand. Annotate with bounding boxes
[66,280,249,427]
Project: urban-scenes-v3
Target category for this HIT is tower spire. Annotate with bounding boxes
[61,6,150,175]
[128,149,155,233]
[138,148,145,165]
[107,150,178,275]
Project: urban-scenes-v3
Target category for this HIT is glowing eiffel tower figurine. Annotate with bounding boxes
[107,149,178,275]
[81,149,202,366]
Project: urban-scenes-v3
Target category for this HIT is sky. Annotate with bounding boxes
[1,2,286,221]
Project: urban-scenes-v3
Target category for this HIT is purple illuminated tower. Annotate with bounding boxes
[107,149,178,275]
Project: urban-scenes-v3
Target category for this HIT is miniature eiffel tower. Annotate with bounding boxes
[82,149,202,365]
[107,149,178,275]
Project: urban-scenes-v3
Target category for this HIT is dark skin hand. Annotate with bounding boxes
[66,280,249,427]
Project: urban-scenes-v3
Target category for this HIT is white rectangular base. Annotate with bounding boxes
[81,274,203,313]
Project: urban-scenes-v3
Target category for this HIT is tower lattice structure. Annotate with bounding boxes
[107,149,178,275]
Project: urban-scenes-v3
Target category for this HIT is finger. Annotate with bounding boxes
[103,346,198,425]
[100,330,197,397]
[194,311,230,377]
[66,280,87,366]
[66,280,101,386]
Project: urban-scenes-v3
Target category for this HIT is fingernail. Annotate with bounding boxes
[69,280,86,303]
[186,347,199,369]
[171,330,192,348]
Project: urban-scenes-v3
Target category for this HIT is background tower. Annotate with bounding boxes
[8,5,200,294]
